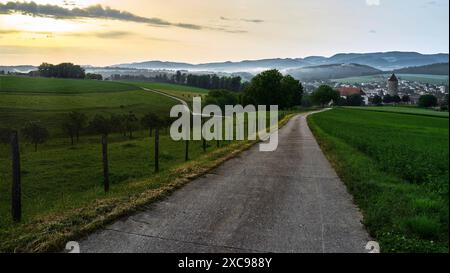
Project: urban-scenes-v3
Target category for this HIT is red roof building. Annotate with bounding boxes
[337,87,365,97]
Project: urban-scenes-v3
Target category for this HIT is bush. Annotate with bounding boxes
[418,95,438,108]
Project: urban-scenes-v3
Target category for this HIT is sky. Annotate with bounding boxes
[0,0,448,66]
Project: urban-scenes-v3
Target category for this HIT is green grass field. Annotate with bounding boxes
[347,106,449,118]
[0,75,136,94]
[123,81,209,101]
[333,74,449,85]
[308,108,449,253]
[0,76,178,135]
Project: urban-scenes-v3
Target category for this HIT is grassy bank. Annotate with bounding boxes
[308,108,448,253]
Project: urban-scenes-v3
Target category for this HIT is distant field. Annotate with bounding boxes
[0,76,177,135]
[123,81,209,101]
[333,73,449,85]
[347,106,449,118]
[309,108,449,253]
[0,75,136,94]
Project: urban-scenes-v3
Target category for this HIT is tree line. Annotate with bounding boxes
[110,72,244,92]
[36,63,103,80]
[0,111,174,151]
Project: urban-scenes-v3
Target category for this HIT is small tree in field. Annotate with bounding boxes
[22,121,49,152]
[124,111,139,139]
[61,111,87,145]
[141,112,159,137]
[89,115,113,136]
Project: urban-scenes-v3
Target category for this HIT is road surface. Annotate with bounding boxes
[79,113,370,253]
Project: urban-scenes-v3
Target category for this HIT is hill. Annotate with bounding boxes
[394,63,449,76]
[113,52,449,72]
[286,63,382,81]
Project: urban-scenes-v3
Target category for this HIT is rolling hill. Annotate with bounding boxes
[286,63,382,81]
[393,63,449,75]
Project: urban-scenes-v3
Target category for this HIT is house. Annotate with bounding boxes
[337,87,369,105]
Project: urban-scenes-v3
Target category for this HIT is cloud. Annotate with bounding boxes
[369,29,377,34]
[366,0,381,6]
[220,16,264,23]
[0,1,244,32]
[241,19,264,23]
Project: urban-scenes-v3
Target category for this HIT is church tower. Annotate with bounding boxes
[388,73,399,96]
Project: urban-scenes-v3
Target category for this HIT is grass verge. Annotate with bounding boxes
[307,110,448,253]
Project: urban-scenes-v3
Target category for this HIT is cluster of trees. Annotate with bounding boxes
[184,73,243,92]
[85,73,103,80]
[241,69,303,109]
[110,72,244,92]
[418,95,438,108]
[38,63,86,79]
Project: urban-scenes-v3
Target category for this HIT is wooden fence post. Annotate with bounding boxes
[102,135,109,193]
[11,131,21,222]
[155,128,159,173]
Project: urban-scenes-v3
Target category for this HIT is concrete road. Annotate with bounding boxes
[79,113,370,253]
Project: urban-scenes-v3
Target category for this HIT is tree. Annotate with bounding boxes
[89,115,113,136]
[85,73,103,80]
[141,112,161,137]
[371,95,383,106]
[440,94,449,111]
[383,94,393,104]
[61,111,87,144]
[124,111,139,139]
[418,95,438,108]
[346,94,363,106]
[243,70,303,109]
[21,121,49,152]
[204,90,239,111]
[311,85,340,107]
[401,95,410,104]
[392,95,401,104]
[38,62,85,79]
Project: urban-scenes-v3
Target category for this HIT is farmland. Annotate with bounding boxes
[308,108,449,252]
[0,76,180,135]
[123,81,209,101]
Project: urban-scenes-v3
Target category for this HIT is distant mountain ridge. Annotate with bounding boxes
[114,52,449,72]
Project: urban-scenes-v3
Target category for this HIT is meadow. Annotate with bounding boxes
[308,108,449,252]
[333,73,449,85]
[123,81,209,101]
[0,76,178,135]
[347,106,449,118]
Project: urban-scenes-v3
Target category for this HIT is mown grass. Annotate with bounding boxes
[347,106,449,118]
[308,108,449,253]
[0,75,136,94]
